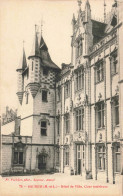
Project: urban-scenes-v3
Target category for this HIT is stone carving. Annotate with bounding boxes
[115,85,119,95]
[98,93,102,101]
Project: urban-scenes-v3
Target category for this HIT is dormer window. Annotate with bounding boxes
[96,61,104,83]
[76,39,82,58]
[43,67,48,76]
[111,15,117,27]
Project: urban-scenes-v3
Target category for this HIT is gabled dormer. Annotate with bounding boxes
[71,0,93,66]
[105,1,117,33]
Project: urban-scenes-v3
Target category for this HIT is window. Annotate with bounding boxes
[13,143,24,165]
[32,61,33,71]
[27,69,29,79]
[43,67,48,76]
[76,68,84,91]
[76,39,82,58]
[18,126,20,135]
[79,39,82,56]
[57,87,61,102]
[76,108,84,131]
[26,93,29,104]
[14,152,23,164]
[98,145,105,170]
[42,90,47,102]
[97,102,105,129]
[65,82,70,98]
[57,116,60,135]
[41,121,47,136]
[115,146,120,172]
[96,61,104,83]
[113,97,119,126]
[65,114,69,134]
[65,151,69,166]
[111,52,118,75]
[56,149,60,166]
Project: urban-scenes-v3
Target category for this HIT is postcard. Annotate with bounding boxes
[0,0,123,196]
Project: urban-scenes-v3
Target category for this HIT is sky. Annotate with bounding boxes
[0,0,114,114]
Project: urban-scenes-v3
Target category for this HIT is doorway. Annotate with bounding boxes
[38,154,47,170]
[77,145,85,175]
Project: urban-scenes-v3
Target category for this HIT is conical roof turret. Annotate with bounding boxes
[28,25,40,59]
[85,0,90,9]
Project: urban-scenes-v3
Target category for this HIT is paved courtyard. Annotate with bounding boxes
[0,173,122,196]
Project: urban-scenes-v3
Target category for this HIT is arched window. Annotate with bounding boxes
[76,39,82,58]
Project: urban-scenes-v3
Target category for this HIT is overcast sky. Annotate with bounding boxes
[0,0,114,114]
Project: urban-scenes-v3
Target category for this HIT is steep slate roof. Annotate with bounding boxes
[29,31,40,58]
[40,36,60,70]
[91,20,107,44]
[28,30,60,70]
[40,36,48,51]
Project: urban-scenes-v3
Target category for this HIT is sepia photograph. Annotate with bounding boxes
[0,0,123,196]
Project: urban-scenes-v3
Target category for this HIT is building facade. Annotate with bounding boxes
[1,0,123,184]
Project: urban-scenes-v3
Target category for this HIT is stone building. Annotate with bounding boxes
[1,0,123,184]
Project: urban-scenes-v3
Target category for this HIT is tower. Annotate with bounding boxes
[16,24,60,171]
[27,25,40,98]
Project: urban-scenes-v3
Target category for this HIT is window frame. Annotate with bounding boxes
[111,50,118,76]
[43,67,48,76]
[114,145,120,173]
[42,90,48,102]
[96,102,105,129]
[65,151,69,166]
[76,38,82,59]
[97,145,106,171]
[32,61,34,71]
[56,148,60,166]
[113,96,119,126]
[57,116,60,135]
[76,108,84,132]
[57,87,61,102]
[75,68,84,92]
[41,121,47,136]
[13,143,24,166]
[26,93,29,104]
[65,82,70,99]
[96,61,104,83]
[65,114,70,134]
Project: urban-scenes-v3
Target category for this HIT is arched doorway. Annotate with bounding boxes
[38,154,47,170]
